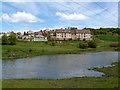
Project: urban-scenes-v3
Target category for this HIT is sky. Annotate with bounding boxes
[0,0,119,32]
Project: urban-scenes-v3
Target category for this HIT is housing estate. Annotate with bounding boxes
[16,30,47,41]
[1,28,92,41]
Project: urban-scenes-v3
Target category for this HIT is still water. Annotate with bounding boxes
[2,52,118,79]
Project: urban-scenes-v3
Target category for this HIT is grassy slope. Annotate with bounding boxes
[2,62,119,88]
[96,35,119,42]
[2,41,81,59]
[2,38,117,60]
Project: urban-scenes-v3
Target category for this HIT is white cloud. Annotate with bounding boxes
[56,12,88,20]
[2,11,43,23]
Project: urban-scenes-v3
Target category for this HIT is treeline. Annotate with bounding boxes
[84,27,120,35]
[2,32,17,45]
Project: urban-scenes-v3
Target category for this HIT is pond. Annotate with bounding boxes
[2,51,118,79]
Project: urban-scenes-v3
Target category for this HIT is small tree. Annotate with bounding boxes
[68,27,77,30]
[79,42,88,49]
[2,34,8,45]
[88,40,97,48]
[9,32,17,45]
[29,48,32,52]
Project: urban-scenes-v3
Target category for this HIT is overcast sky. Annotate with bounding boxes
[1,0,119,32]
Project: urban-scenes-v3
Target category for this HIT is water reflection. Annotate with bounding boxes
[2,51,118,79]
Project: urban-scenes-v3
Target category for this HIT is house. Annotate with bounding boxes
[21,35,32,41]
[34,31,44,38]
[33,31,47,41]
[16,32,22,39]
[27,30,34,35]
[75,30,92,40]
[50,29,92,40]
[49,30,56,40]
[55,29,71,40]
[33,37,47,41]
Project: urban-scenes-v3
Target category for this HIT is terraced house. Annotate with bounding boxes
[50,29,92,40]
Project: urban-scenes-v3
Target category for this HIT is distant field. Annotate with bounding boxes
[96,35,119,42]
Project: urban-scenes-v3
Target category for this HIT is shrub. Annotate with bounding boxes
[2,34,8,45]
[88,40,97,48]
[9,32,17,45]
[79,42,88,49]
[29,48,32,52]
[83,39,86,41]
[7,50,10,52]
[51,42,55,46]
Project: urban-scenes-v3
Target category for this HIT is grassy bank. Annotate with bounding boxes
[2,62,119,88]
[2,38,118,60]
[96,35,119,42]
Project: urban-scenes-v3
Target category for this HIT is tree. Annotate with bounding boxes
[9,32,17,45]
[79,42,88,49]
[68,27,77,30]
[23,32,26,35]
[44,31,50,40]
[88,40,97,48]
[2,34,8,45]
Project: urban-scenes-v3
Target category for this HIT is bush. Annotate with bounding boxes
[51,42,55,46]
[7,50,10,52]
[2,32,17,45]
[45,41,48,44]
[83,39,86,41]
[29,48,32,52]
[88,40,97,48]
[79,42,88,49]
[2,34,8,45]
[9,32,17,45]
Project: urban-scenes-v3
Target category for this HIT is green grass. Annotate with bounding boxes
[2,41,81,59]
[2,39,118,60]
[96,35,119,42]
[92,62,119,77]
[2,36,119,88]
[0,81,2,89]
[2,62,119,88]
[2,78,118,88]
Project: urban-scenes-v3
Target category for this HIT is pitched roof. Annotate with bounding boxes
[55,29,91,34]
[56,29,71,33]
[34,31,43,35]
[76,30,91,34]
